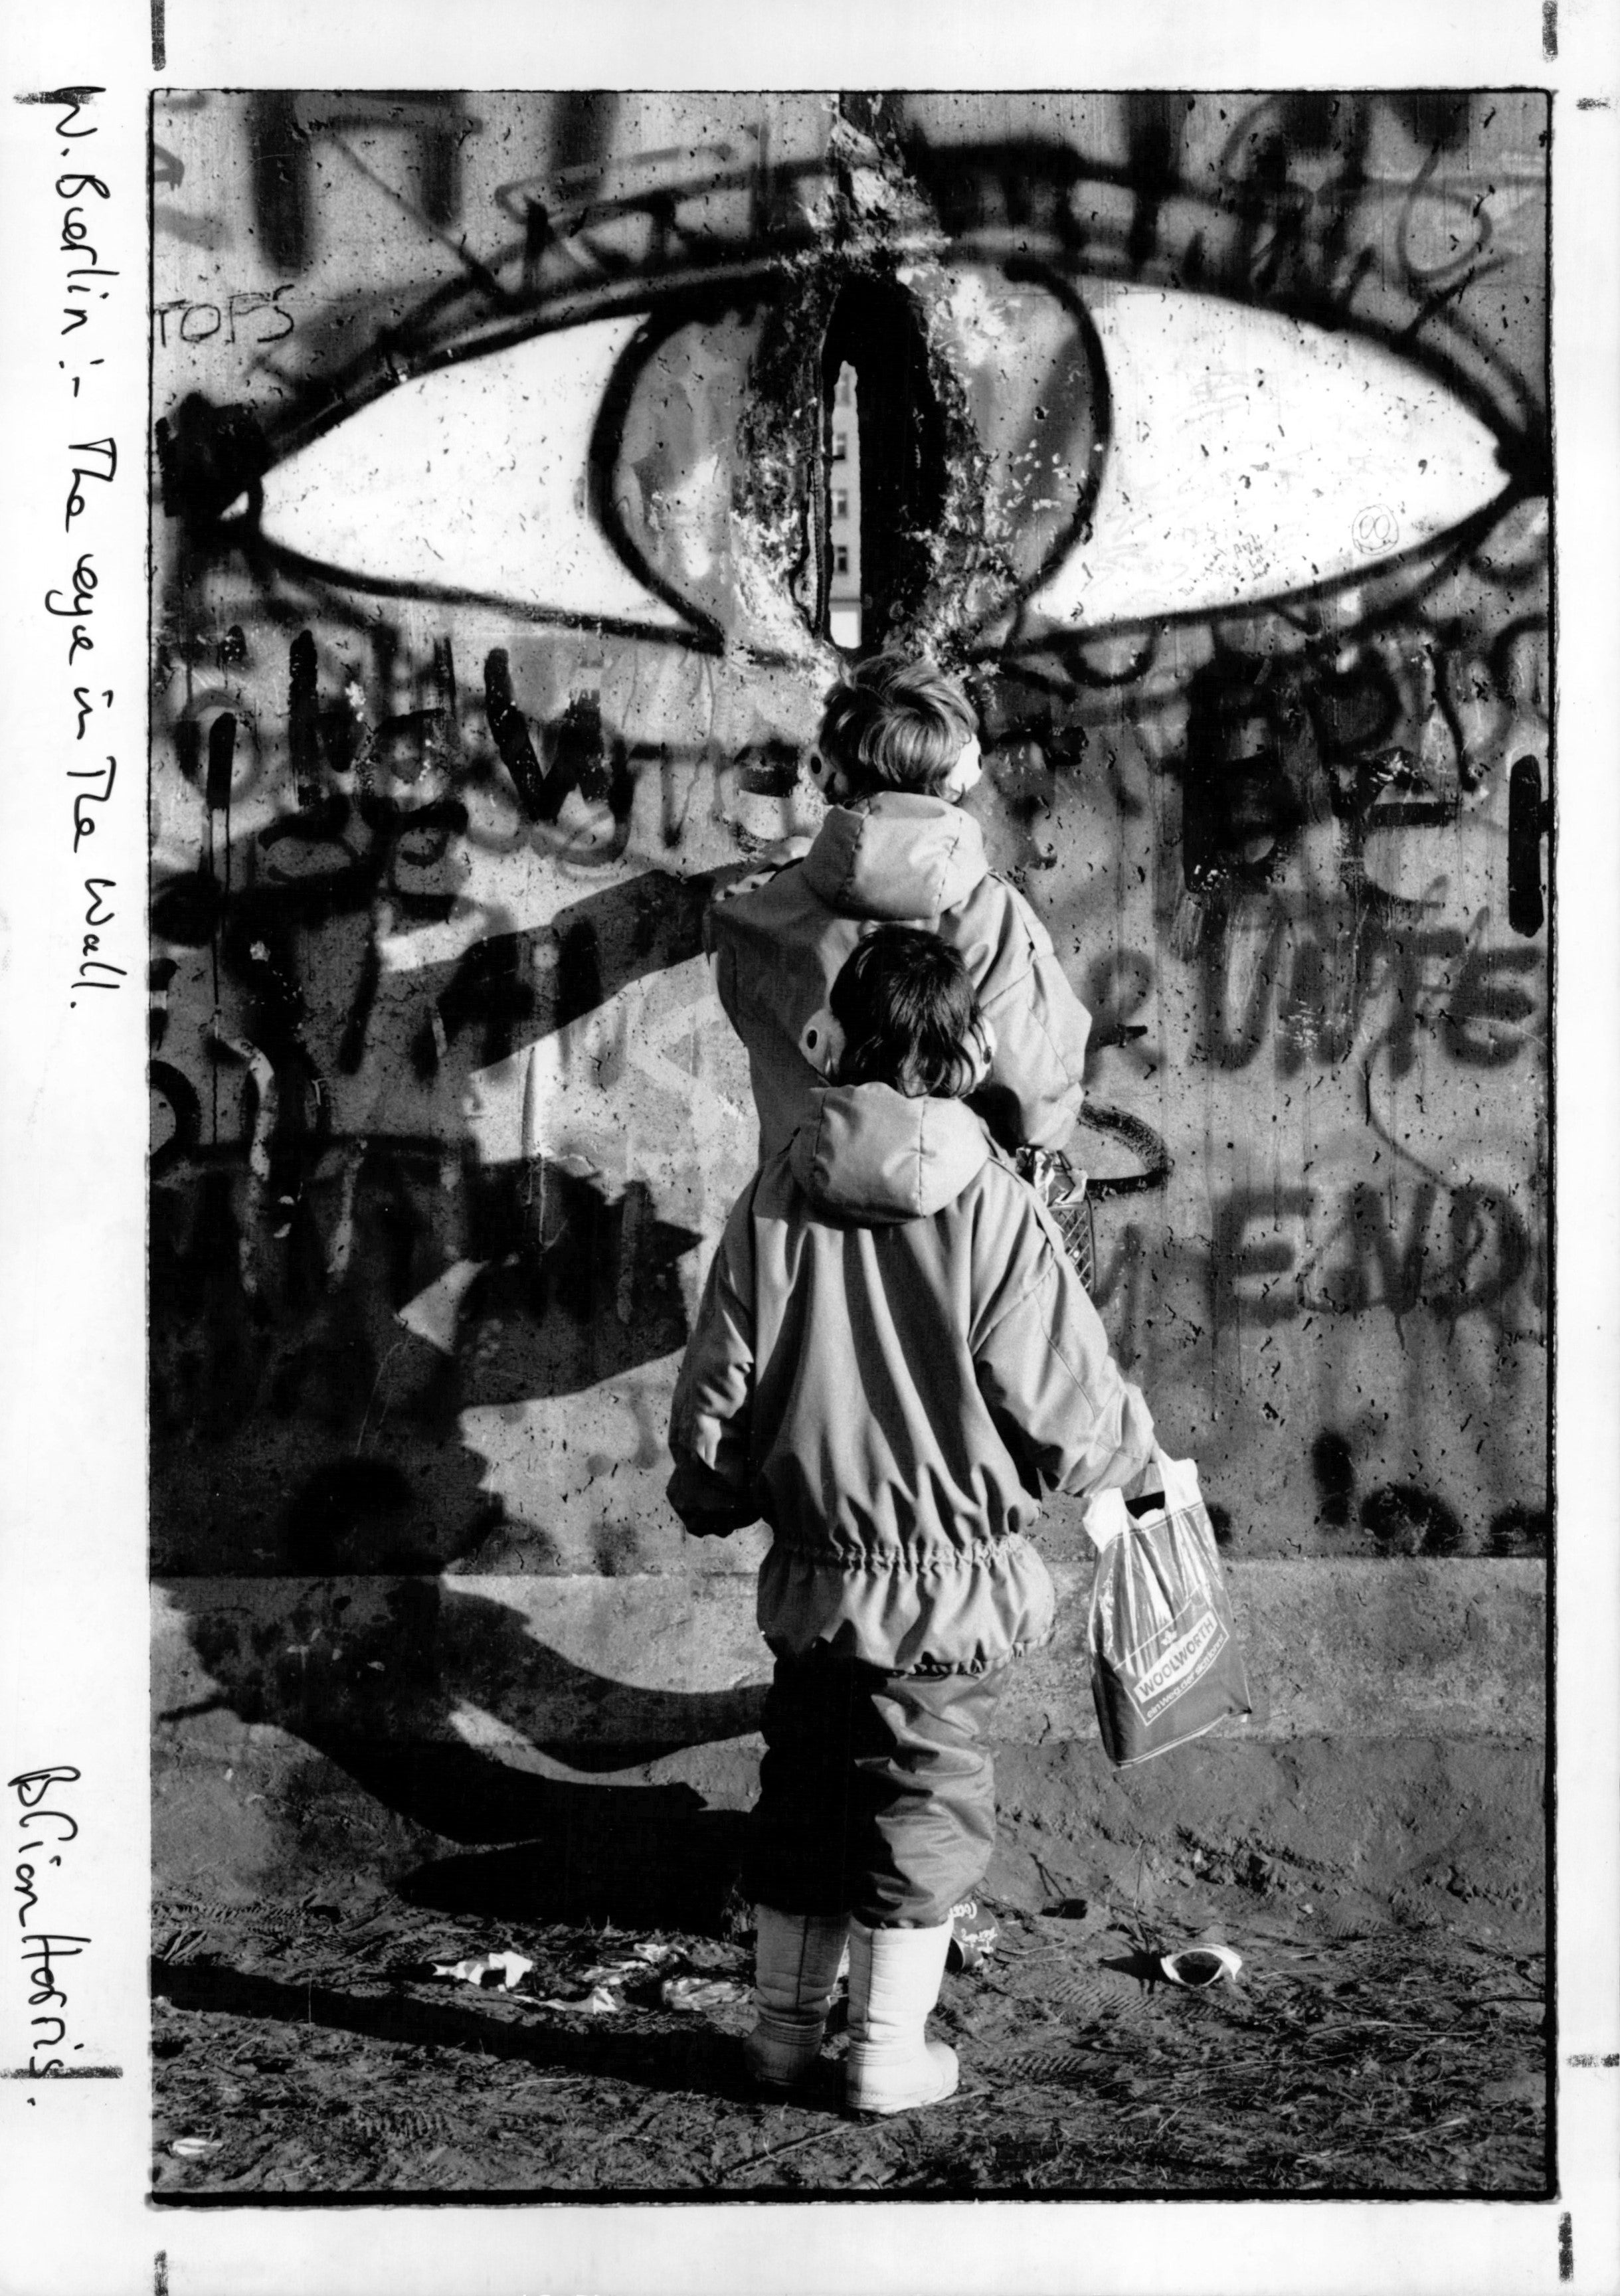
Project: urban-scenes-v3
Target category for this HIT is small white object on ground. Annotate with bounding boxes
[537,1983,624,2014]
[431,1951,533,1991]
[170,2136,221,2158]
[660,1975,749,2012]
[1159,1945,1243,1988]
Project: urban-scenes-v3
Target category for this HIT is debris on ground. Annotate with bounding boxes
[535,1983,625,2015]
[1159,1945,1243,1988]
[430,1951,533,1992]
[661,1975,751,2012]
[149,1881,1548,2196]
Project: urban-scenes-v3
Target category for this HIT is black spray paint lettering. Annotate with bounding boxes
[246,90,470,275]
[64,436,116,531]
[1441,941,1540,1066]
[153,286,296,349]
[1213,1187,1317,1326]
[1211,1180,1533,1329]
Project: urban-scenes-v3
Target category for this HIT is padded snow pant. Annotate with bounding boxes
[743,1643,1007,1929]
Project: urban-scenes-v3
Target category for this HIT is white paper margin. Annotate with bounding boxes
[1,3,1615,2292]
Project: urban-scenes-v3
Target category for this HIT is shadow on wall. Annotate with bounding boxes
[158,1573,768,1930]
[149,855,737,1573]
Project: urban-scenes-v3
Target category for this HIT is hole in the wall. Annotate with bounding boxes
[818,274,950,657]
[824,360,863,652]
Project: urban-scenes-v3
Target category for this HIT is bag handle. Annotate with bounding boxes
[1123,1446,1202,1519]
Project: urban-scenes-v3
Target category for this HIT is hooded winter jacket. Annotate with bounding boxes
[667,1081,1156,1676]
[707,792,1091,1163]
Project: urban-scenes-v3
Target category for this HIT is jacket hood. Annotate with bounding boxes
[801,792,988,920]
[788,1083,992,1223]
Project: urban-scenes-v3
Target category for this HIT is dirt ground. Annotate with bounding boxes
[151,1856,1548,2200]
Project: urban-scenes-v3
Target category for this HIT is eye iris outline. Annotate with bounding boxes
[236,149,1539,663]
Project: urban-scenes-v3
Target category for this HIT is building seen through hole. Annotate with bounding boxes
[827,359,862,652]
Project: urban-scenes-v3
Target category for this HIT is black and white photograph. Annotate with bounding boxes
[2,5,1617,2292]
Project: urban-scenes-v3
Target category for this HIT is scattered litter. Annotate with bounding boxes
[946,1896,999,1975]
[661,1975,749,2012]
[169,2136,221,2158]
[1160,1945,1243,1989]
[537,1983,624,2015]
[431,1951,533,1992]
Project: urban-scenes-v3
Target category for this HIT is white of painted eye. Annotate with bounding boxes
[1026,282,1509,631]
[255,319,689,630]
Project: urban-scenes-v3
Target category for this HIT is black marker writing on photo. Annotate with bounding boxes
[9,1767,92,2076]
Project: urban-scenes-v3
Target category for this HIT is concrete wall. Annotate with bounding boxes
[153,1558,1546,1925]
[155,1559,1546,1761]
[150,96,1549,1692]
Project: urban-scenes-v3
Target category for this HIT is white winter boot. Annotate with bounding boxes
[743,1906,851,2090]
[844,1918,960,2115]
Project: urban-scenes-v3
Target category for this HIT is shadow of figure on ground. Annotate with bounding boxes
[159,1571,768,1933]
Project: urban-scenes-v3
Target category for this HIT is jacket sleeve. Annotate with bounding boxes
[703,861,800,1030]
[968,880,1091,1154]
[666,1191,763,1536]
[703,889,743,1034]
[972,1222,1156,1502]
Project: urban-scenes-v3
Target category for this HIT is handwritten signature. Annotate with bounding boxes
[9,1766,90,2076]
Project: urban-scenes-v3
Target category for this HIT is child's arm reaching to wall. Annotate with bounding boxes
[666,1188,763,1538]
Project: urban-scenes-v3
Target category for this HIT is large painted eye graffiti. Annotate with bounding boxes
[255,317,699,641]
[230,140,1536,671]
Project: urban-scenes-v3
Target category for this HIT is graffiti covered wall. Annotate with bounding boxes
[149,90,1550,1580]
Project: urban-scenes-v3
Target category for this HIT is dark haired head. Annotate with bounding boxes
[816,652,979,799]
[828,926,988,1099]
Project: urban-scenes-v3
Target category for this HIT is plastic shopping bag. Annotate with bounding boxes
[1083,1453,1252,1767]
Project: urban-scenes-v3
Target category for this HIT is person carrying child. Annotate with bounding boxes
[667,926,1158,2115]
[707,650,1094,1171]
